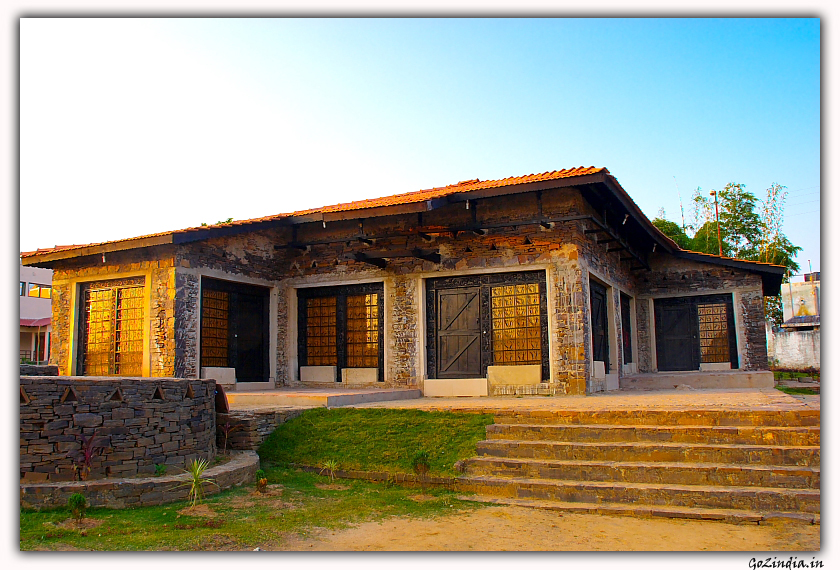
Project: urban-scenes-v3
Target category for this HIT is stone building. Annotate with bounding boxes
[21,167,785,396]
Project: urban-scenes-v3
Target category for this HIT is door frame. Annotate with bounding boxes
[653,293,739,371]
[425,270,549,381]
[296,282,386,382]
[200,277,271,382]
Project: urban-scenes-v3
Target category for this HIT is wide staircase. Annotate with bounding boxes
[456,409,820,523]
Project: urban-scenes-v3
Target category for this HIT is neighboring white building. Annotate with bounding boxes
[766,272,820,370]
[20,261,52,364]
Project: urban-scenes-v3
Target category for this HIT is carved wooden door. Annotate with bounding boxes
[436,287,482,378]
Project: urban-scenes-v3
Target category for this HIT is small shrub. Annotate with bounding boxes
[412,450,431,492]
[178,458,219,508]
[66,430,107,481]
[319,459,339,483]
[255,469,268,493]
[67,493,87,523]
[154,464,167,477]
[219,422,242,455]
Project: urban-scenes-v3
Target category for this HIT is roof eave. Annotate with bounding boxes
[673,250,786,296]
[21,234,175,266]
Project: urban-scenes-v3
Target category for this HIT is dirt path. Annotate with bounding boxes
[275,506,820,551]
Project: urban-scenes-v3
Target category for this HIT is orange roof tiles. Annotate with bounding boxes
[21,167,606,258]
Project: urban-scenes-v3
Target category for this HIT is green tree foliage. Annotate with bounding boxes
[690,220,732,256]
[651,216,692,249]
[657,182,802,326]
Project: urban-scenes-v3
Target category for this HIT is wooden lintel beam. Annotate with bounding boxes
[606,246,625,253]
[597,238,619,244]
[584,229,607,234]
[352,253,388,268]
[412,249,442,263]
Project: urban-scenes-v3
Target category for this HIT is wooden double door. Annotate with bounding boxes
[426,271,549,380]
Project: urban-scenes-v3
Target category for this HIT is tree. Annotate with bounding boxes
[718,183,762,259]
[690,220,732,256]
[657,181,802,327]
[652,215,692,249]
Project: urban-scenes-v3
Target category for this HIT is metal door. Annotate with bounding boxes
[654,301,699,371]
[436,287,482,378]
[234,291,269,382]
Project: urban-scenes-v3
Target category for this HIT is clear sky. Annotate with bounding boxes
[19,18,820,272]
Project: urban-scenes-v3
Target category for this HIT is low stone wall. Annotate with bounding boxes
[21,451,259,510]
[216,408,307,451]
[20,376,217,483]
[20,364,60,376]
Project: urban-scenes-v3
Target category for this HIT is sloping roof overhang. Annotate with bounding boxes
[19,166,788,296]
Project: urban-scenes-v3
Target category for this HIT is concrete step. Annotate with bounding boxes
[485,423,820,446]
[460,457,821,489]
[476,439,820,466]
[226,388,422,408]
[492,409,820,427]
[619,371,774,390]
[456,475,821,513]
[456,495,821,525]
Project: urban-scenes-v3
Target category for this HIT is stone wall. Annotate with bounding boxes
[174,272,200,379]
[21,451,258,510]
[20,376,216,483]
[49,247,177,377]
[216,408,306,451]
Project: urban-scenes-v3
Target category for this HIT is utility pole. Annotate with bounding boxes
[674,176,686,232]
[710,190,722,256]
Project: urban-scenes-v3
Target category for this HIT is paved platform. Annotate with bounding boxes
[226,387,422,409]
[344,388,819,413]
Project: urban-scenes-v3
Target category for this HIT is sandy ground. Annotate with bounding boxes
[274,506,820,552]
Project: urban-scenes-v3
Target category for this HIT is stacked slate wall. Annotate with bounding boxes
[20,377,216,483]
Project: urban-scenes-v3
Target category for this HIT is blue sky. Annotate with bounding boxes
[19,17,820,272]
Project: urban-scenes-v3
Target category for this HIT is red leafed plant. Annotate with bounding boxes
[66,430,107,481]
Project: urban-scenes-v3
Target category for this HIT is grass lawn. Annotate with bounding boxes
[775,385,819,395]
[20,465,483,551]
[21,408,494,551]
[258,408,495,476]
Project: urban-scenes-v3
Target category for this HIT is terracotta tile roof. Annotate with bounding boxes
[288,166,606,215]
[677,248,787,270]
[21,167,606,258]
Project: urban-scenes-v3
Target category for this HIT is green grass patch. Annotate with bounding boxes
[21,466,482,551]
[258,408,494,476]
[775,385,819,395]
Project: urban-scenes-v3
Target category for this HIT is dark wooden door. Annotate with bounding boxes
[436,288,482,378]
[590,281,610,372]
[655,301,699,371]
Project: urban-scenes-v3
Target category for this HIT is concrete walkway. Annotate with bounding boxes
[346,388,819,413]
[228,386,818,414]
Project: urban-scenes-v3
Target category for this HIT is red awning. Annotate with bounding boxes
[20,317,51,327]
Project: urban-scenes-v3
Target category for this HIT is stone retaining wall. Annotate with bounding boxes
[20,376,217,483]
[216,408,307,451]
[20,451,258,510]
